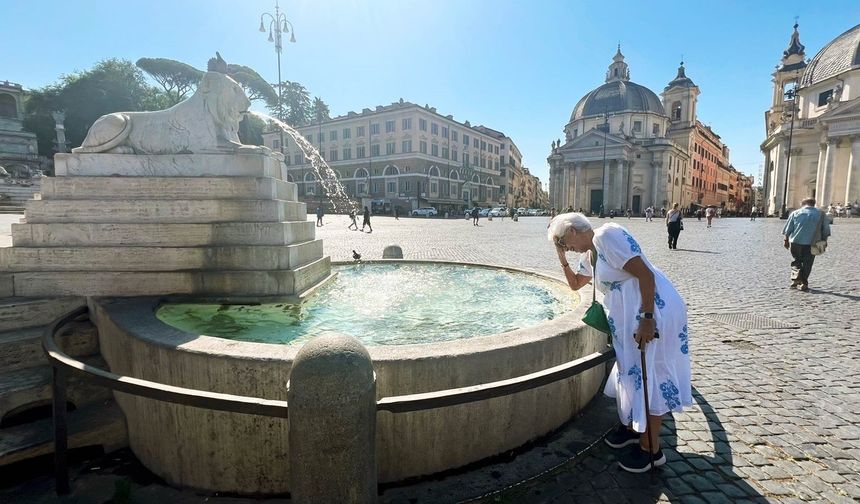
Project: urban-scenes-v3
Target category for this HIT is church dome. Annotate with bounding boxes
[570,80,665,121]
[800,23,860,87]
[570,47,665,122]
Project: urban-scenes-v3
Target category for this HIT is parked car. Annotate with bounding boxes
[464,207,478,217]
[411,207,438,217]
[479,208,491,217]
[527,208,539,216]
[517,207,527,216]
[489,207,506,217]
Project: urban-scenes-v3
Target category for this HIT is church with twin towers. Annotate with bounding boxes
[548,47,752,215]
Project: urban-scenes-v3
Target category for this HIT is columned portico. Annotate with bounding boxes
[573,162,583,210]
[816,138,837,205]
[847,138,860,203]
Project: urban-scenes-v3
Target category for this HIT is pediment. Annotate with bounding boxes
[818,97,860,121]
[560,129,631,150]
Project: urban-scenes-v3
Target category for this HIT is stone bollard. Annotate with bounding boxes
[288,333,377,503]
[382,244,404,259]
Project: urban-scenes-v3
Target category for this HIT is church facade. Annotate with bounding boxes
[548,48,748,214]
[761,23,860,215]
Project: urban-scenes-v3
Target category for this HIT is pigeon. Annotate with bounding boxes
[352,250,362,261]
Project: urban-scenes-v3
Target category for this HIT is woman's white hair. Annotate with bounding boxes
[547,212,592,242]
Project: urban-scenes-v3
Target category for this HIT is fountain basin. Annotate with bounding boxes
[91,261,607,494]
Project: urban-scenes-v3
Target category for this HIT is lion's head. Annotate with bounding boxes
[199,71,251,140]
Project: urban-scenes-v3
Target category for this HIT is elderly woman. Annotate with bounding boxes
[548,212,691,473]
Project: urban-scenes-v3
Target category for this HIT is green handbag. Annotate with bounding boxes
[581,249,611,335]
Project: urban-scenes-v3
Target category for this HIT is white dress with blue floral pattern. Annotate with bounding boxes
[577,223,691,433]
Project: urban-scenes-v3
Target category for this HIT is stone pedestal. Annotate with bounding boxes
[1,152,330,298]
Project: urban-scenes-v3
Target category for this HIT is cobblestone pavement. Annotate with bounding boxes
[317,214,860,503]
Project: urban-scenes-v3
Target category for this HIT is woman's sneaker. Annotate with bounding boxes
[604,425,640,449]
[617,445,666,473]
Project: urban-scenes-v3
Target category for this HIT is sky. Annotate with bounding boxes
[2,0,859,188]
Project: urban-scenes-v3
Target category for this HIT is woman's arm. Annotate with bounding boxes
[623,256,657,346]
[556,244,591,291]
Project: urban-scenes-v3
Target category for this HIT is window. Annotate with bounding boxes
[419,141,427,154]
[494,146,499,155]
[442,147,449,159]
[317,132,324,143]
[370,123,380,135]
[431,182,437,193]
[373,182,381,193]
[358,182,366,194]
[343,147,352,160]
[474,138,479,148]
[329,149,338,161]
[480,157,486,168]
[356,145,366,158]
[473,154,478,165]
[371,144,380,156]
[431,144,439,157]
[652,123,660,136]
[402,118,412,130]
[306,184,315,195]
[330,130,337,141]
[494,161,499,170]
[419,118,427,131]
[386,142,395,155]
[633,121,642,132]
[464,155,470,167]
[500,155,505,165]
[294,154,303,165]
[431,123,438,135]
[463,134,469,145]
[404,181,411,192]
[387,181,396,193]
[402,139,412,152]
[451,130,458,142]
[273,139,281,150]
[818,89,833,107]
[357,126,365,137]
[452,150,458,162]
[343,128,351,140]
[672,101,682,121]
[442,126,448,138]
[480,140,486,151]
[385,120,395,133]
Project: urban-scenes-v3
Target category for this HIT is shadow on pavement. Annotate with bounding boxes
[672,249,721,254]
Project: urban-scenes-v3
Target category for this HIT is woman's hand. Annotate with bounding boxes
[634,318,657,349]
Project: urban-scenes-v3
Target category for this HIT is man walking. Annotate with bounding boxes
[361,206,373,233]
[471,207,480,226]
[783,197,830,291]
[750,206,757,221]
[644,206,653,222]
[315,205,324,227]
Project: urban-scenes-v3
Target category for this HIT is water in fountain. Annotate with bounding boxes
[249,111,357,214]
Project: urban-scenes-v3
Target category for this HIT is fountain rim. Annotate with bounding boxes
[96,260,594,363]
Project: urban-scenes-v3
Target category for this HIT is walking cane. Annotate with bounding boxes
[639,331,659,476]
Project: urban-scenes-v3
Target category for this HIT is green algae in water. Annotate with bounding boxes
[156,264,576,346]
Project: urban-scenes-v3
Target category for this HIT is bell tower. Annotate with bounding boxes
[770,23,806,121]
[662,61,699,129]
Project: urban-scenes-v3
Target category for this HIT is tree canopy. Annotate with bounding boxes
[136,57,203,106]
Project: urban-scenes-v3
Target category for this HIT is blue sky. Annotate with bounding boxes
[2,0,859,187]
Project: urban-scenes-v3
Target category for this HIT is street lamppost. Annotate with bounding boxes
[258,1,296,159]
[780,74,799,220]
[599,110,609,218]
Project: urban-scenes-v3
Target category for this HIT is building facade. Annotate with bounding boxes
[549,49,747,214]
[761,23,860,215]
[0,80,46,176]
[262,100,517,214]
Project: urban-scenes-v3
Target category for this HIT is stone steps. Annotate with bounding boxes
[11,221,316,248]
[7,255,332,297]
[0,240,323,272]
[0,356,113,421]
[39,176,297,201]
[0,321,99,372]
[0,399,127,467]
[0,297,86,332]
[24,199,307,224]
